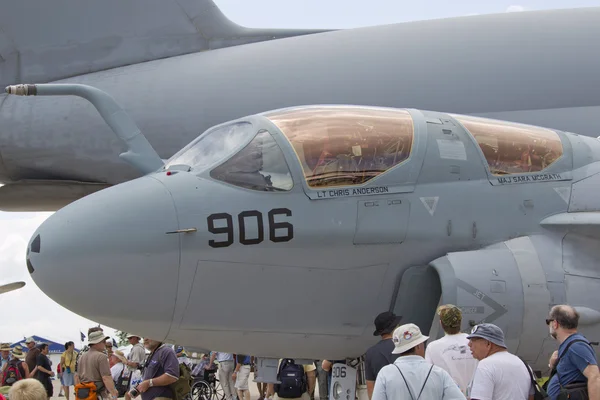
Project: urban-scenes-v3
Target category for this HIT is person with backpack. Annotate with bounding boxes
[74,326,105,375]
[75,330,119,400]
[1,346,30,386]
[545,305,600,400]
[109,350,130,397]
[270,359,316,400]
[372,323,465,400]
[126,338,180,400]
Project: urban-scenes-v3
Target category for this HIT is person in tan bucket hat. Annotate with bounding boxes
[75,330,119,400]
[425,304,478,395]
[372,323,465,400]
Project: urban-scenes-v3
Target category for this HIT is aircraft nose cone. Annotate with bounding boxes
[27,176,180,339]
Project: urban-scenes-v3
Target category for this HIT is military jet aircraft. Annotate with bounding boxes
[8,82,600,375]
[1,2,600,211]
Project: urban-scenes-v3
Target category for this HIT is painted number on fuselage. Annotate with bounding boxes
[207,208,293,248]
[332,365,347,378]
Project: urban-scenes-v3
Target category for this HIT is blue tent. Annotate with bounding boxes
[10,336,80,354]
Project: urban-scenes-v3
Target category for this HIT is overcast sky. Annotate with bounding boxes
[215,0,600,29]
[1,0,598,346]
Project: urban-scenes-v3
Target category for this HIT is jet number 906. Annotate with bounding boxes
[332,365,347,378]
[207,208,293,248]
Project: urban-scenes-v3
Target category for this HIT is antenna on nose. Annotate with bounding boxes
[5,83,164,175]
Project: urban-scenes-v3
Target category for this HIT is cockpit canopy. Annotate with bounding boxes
[265,106,414,188]
[453,114,563,175]
[164,105,566,193]
[165,106,416,192]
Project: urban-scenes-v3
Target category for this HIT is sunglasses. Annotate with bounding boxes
[545,319,555,325]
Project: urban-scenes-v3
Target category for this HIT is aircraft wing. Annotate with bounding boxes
[0,0,330,88]
[540,212,600,239]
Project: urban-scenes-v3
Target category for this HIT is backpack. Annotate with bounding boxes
[115,367,131,397]
[2,360,23,386]
[275,359,307,399]
[74,381,99,400]
[169,362,192,400]
[519,357,549,400]
[543,339,593,400]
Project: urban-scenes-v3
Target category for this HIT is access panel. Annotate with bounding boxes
[353,198,409,244]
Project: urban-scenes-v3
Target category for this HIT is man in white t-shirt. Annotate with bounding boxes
[466,323,533,400]
[425,304,478,395]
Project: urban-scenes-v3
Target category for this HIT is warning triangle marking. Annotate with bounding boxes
[554,187,571,205]
[420,197,439,216]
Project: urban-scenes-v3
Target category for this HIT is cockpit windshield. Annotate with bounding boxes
[265,106,414,188]
[164,122,255,170]
[211,130,293,191]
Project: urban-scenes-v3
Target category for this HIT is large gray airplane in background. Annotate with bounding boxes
[1,1,600,210]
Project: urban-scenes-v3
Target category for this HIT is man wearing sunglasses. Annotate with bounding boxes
[545,305,600,400]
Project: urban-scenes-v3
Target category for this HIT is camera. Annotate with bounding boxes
[129,387,140,397]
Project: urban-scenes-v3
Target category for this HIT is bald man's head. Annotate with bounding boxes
[550,305,579,330]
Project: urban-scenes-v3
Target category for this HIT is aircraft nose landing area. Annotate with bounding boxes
[26,176,180,340]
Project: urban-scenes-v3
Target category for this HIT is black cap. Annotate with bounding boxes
[373,311,402,336]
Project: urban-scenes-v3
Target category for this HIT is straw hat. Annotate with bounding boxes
[11,346,25,359]
[112,350,127,363]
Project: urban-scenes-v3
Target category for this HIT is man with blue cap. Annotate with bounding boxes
[466,323,533,400]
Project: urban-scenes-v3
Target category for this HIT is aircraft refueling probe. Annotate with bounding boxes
[0,281,25,295]
[5,84,164,175]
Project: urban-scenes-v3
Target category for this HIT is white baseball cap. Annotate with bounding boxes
[391,323,429,354]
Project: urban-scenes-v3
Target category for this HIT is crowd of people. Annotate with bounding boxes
[0,303,598,400]
[0,329,182,400]
[367,304,600,400]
